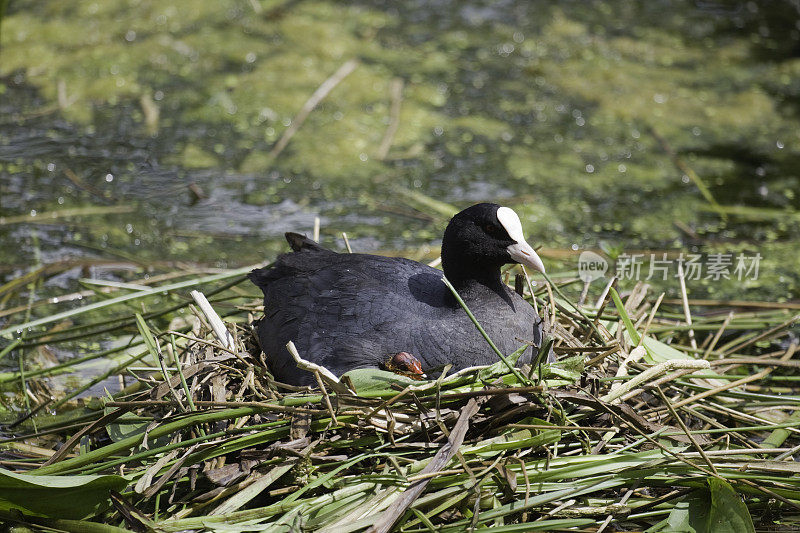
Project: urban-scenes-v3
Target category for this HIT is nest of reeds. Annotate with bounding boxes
[1,275,799,532]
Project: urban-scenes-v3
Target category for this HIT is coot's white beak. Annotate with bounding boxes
[507,240,546,274]
[497,206,546,274]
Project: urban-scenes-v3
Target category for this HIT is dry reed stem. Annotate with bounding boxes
[376,78,404,160]
[601,359,711,404]
[666,343,798,410]
[269,59,359,159]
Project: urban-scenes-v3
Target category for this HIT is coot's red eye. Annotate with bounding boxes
[484,224,497,234]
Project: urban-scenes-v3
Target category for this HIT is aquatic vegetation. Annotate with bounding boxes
[0,263,798,530]
[0,1,797,302]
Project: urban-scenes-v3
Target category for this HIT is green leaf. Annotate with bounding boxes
[662,498,694,532]
[609,287,640,345]
[0,468,127,519]
[103,408,170,448]
[134,312,160,361]
[468,343,535,383]
[342,368,423,394]
[640,335,687,363]
[540,354,584,382]
[461,428,561,457]
[761,408,800,449]
[106,412,149,442]
[657,491,708,532]
[0,510,134,533]
[618,329,689,363]
[608,289,690,366]
[657,479,755,533]
[707,478,755,533]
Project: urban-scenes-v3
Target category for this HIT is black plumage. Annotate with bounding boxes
[249,203,547,385]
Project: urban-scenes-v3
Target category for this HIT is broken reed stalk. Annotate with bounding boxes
[286,340,351,395]
[341,232,353,253]
[677,262,697,350]
[171,333,198,412]
[367,399,480,533]
[703,310,734,358]
[655,386,718,475]
[269,59,359,159]
[648,124,727,220]
[666,343,797,410]
[601,359,711,404]
[190,290,235,350]
[637,292,664,345]
[376,78,404,160]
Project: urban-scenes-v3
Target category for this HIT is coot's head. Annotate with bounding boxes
[441,203,545,285]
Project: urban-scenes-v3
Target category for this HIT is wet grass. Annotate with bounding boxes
[0,258,798,531]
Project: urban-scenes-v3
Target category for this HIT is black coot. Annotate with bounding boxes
[249,203,547,385]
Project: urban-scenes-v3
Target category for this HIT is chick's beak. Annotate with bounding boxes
[506,239,546,274]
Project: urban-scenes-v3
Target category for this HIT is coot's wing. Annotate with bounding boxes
[251,252,452,383]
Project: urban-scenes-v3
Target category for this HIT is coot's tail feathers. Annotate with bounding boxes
[249,233,336,290]
[247,266,273,289]
[285,232,331,253]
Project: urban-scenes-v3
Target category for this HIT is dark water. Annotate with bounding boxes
[1,0,799,307]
